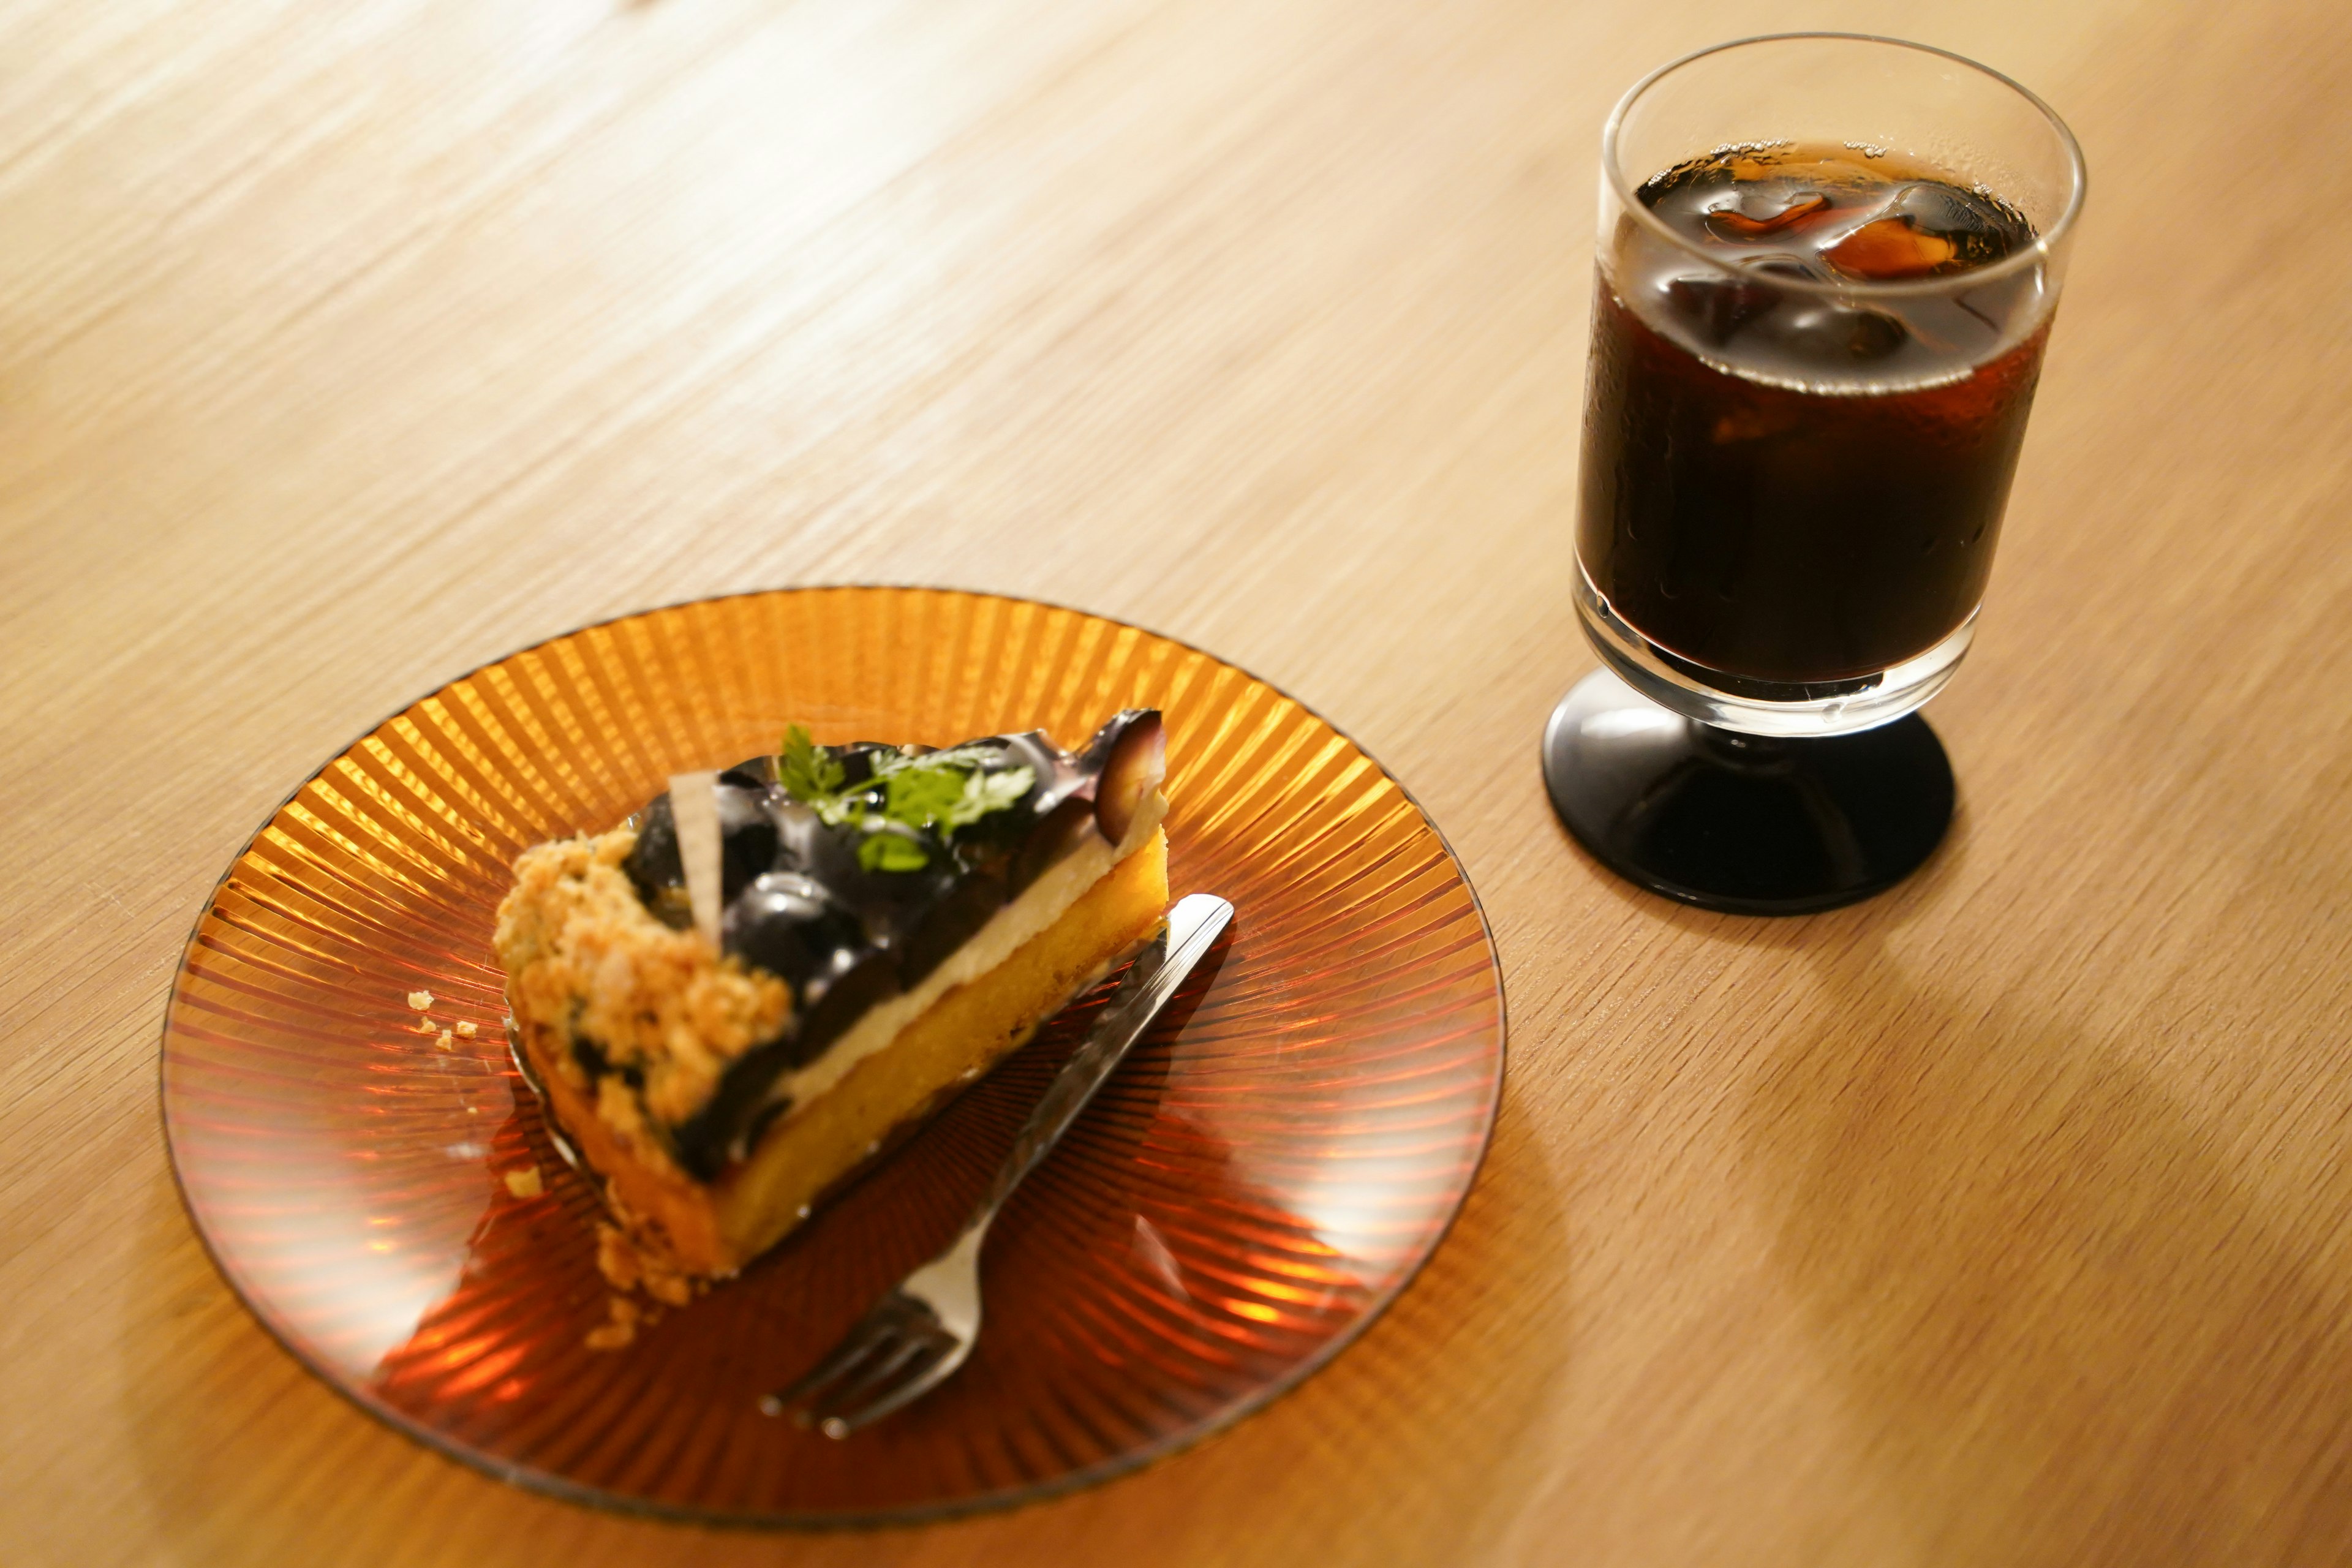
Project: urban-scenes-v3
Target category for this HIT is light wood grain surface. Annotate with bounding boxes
[6,0,2351,1562]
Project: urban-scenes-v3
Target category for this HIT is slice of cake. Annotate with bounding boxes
[493,710,1169,1278]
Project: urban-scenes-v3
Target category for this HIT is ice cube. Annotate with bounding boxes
[1662,272,1778,345]
[1886,182,2033,266]
[1702,192,1830,242]
[1772,302,1909,362]
[1823,183,2032,280]
[1743,254,1830,284]
[1822,216,1955,281]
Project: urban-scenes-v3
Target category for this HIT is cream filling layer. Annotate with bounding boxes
[762,788,1167,1119]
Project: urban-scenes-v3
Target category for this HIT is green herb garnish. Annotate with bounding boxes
[777,726,1034,873]
[856,832,931,873]
[778,723,845,802]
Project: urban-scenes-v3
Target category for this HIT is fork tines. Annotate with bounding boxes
[764,1292,966,1438]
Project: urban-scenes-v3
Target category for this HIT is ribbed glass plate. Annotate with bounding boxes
[161,587,1504,1525]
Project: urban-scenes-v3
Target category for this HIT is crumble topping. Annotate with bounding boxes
[494,827,791,1171]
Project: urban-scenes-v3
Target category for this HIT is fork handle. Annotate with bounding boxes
[963,893,1233,1232]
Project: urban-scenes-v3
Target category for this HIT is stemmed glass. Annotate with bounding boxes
[1542,34,2086,914]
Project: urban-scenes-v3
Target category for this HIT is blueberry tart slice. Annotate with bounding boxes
[493,711,1170,1276]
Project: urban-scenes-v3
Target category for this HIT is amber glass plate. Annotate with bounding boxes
[161,587,1504,1525]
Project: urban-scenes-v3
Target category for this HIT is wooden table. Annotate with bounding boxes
[7,1,2350,1562]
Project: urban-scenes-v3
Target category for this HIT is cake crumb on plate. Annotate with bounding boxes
[584,1295,641,1351]
[596,1221,698,1307]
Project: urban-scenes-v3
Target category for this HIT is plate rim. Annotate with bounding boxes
[156,582,1510,1529]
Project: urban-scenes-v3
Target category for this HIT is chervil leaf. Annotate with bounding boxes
[777,725,845,803]
[880,760,1034,835]
[881,765,969,831]
[778,730,1033,871]
[941,766,1034,830]
[857,831,929,872]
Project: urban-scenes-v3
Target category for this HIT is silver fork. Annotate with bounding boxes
[763,892,1234,1438]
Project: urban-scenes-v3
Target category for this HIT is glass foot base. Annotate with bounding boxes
[1540,668,1954,916]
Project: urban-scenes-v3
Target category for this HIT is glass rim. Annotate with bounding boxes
[1600,32,2088,301]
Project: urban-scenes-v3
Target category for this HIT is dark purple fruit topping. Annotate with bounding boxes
[895,867,1007,987]
[793,948,900,1061]
[1090,710,1166,846]
[626,776,780,923]
[623,794,687,922]
[1006,793,1100,897]
[714,783,780,905]
[722,872,864,994]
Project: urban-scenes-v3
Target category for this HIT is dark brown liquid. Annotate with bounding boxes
[1578,146,2051,685]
